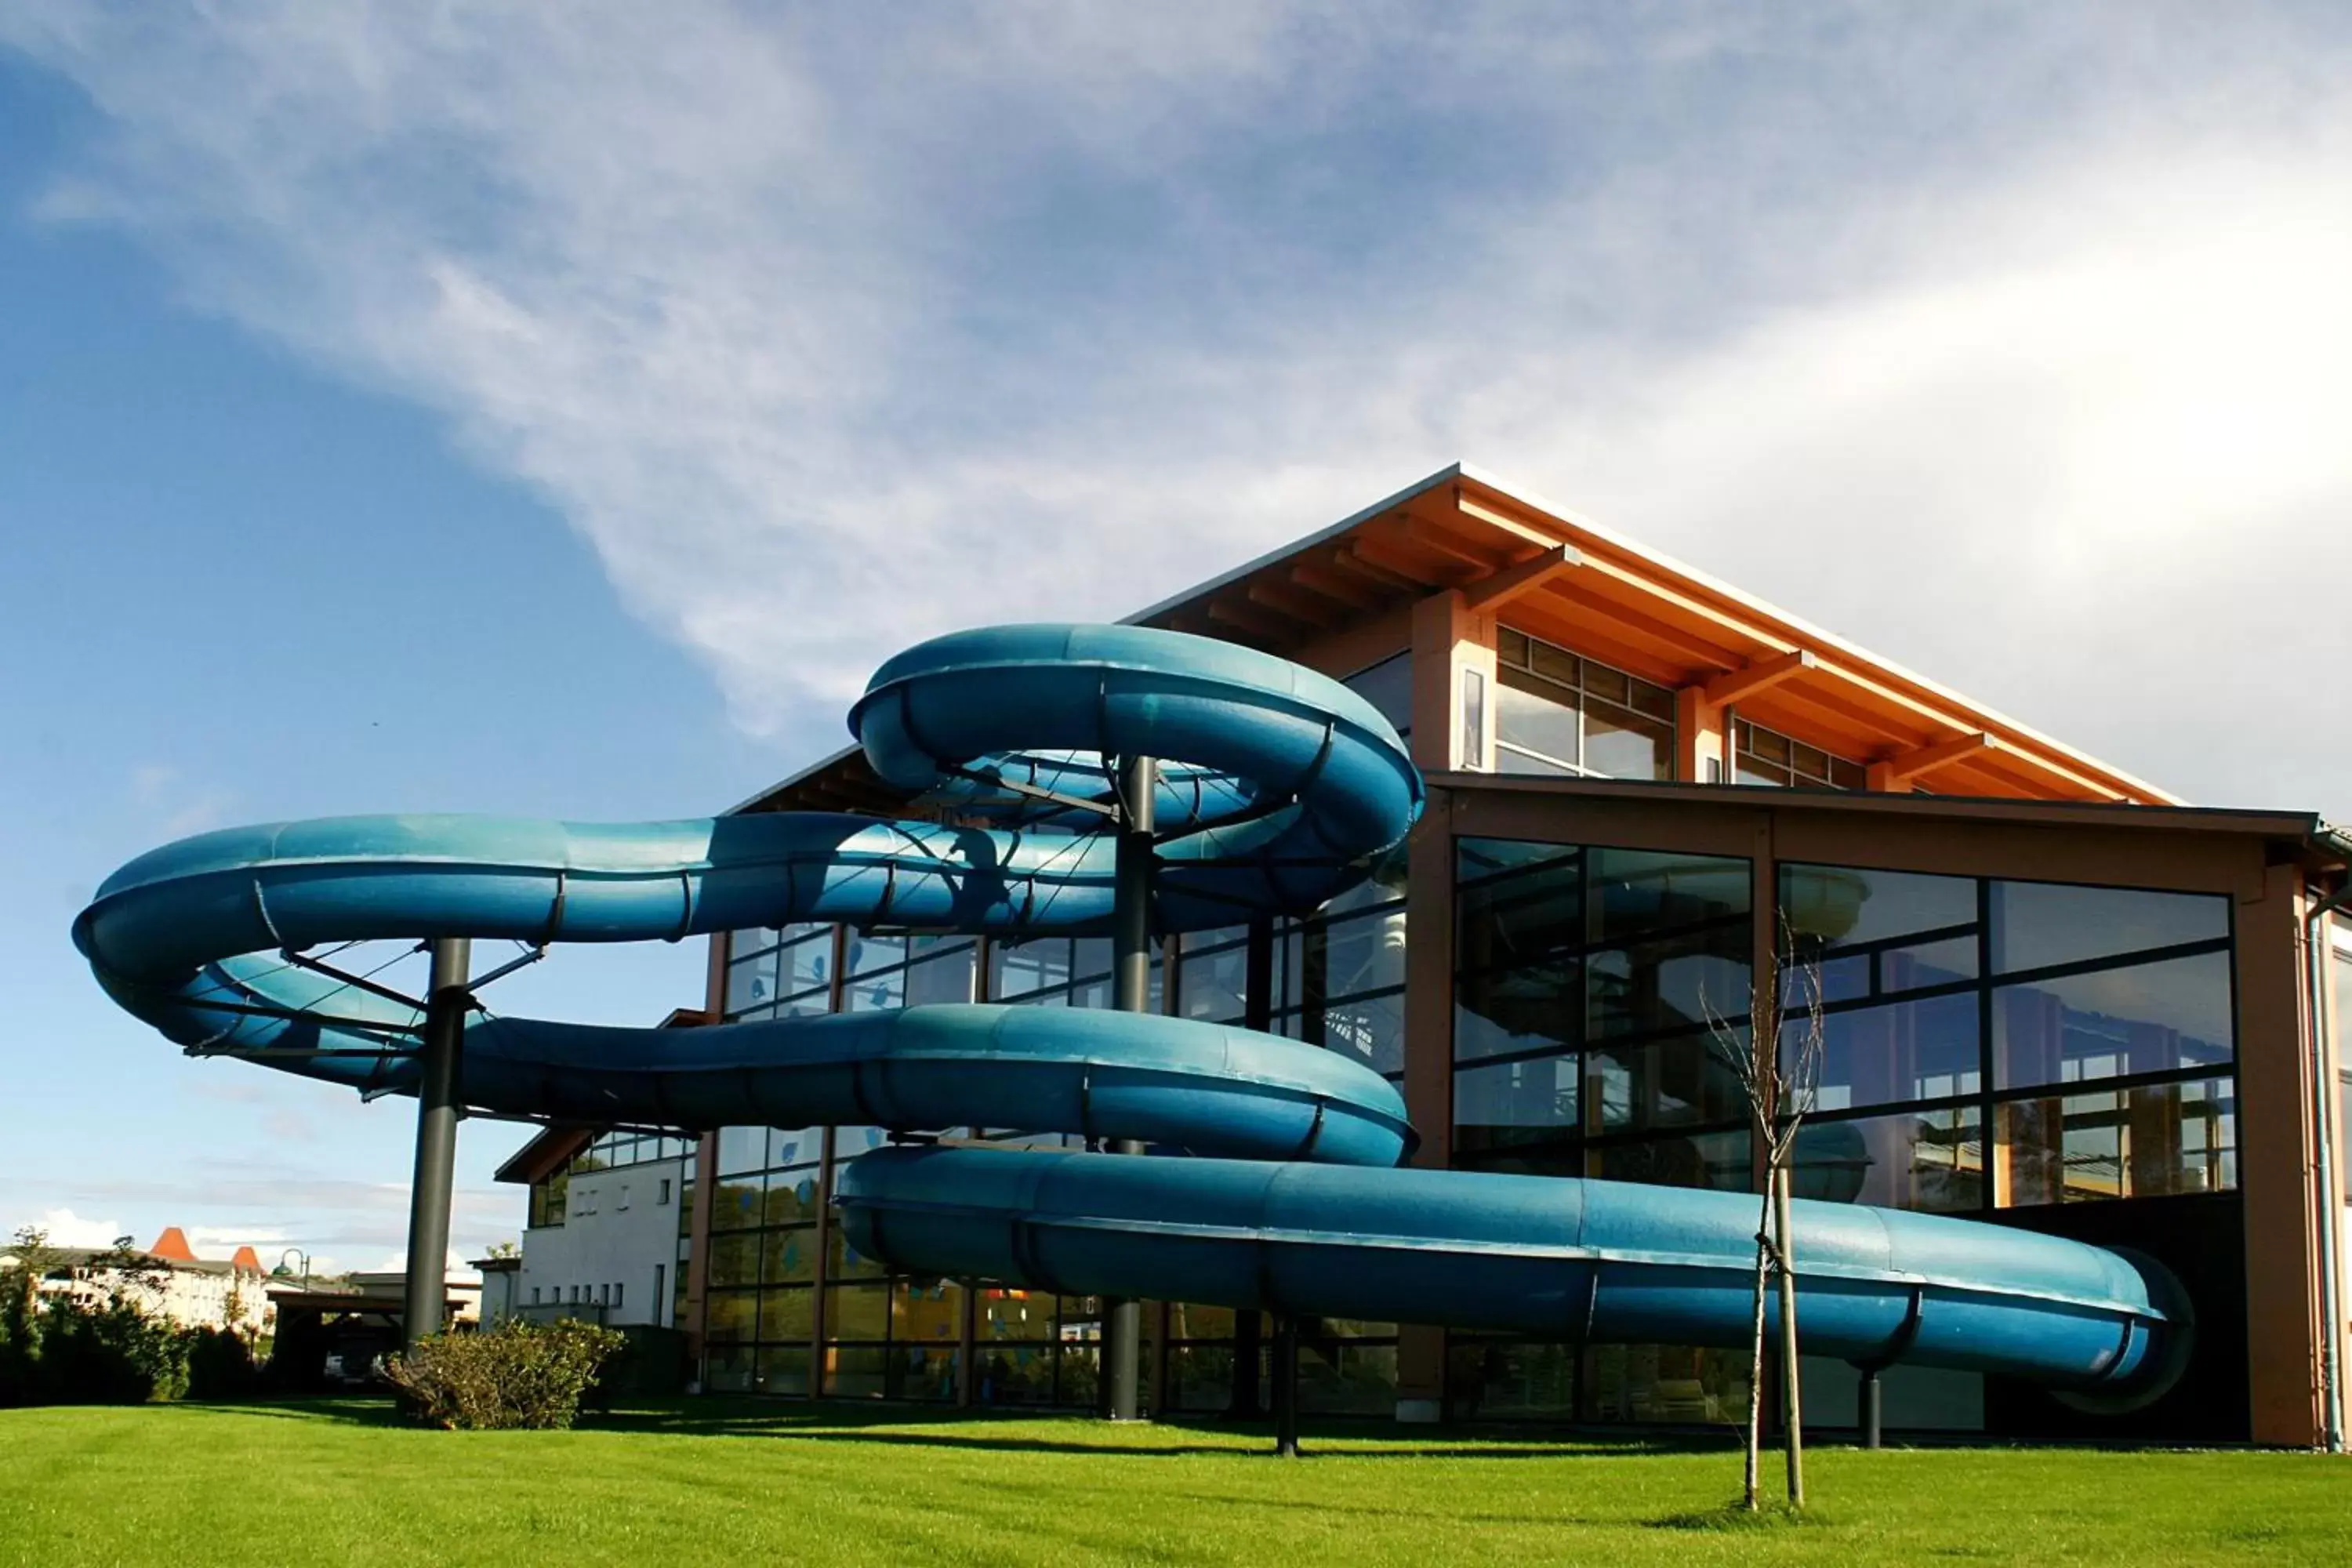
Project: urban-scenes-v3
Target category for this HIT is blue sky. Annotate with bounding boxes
[5,3,2352,1269]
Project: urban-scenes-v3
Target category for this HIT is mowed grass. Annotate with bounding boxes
[2,1399,2348,1566]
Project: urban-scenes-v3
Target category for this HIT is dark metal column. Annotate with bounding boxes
[401,937,470,1353]
[1858,1367,1882,1450]
[1226,915,1274,1421]
[1272,1313,1301,1457]
[1101,752,1157,1421]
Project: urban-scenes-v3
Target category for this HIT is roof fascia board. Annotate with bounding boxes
[1450,463,2180,804]
[1118,463,1467,628]
[1425,770,2311,839]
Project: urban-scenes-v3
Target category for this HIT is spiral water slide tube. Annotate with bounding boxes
[74,623,2187,1403]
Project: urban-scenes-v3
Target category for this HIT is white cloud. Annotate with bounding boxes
[20,1207,125,1247]
[7,3,2352,808]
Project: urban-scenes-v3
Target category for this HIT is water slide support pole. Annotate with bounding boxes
[401,937,470,1354]
[1272,1313,1301,1457]
[1858,1367,1882,1450]
[1101,753,1157,1421]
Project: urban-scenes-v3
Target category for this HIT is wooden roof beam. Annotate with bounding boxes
[1871,732,1994,789]
[1349,533,1461,585]
[1401,516,1510,571]
[1327,543,1425,593]
[1287,559,1388,612]
[1453,491,1563,551]
[1246,576,1345,629]
[1206,595,1299,643]
[1464,543,1581,613]
[1703,650,1818,707]
[1521,575,1750,670]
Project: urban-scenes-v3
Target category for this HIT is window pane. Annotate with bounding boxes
[1455,959,1580,1065]
[1589,848,1750,945]
[1992,950,2234,1088]
[824,1345,890,1397]
[1529,639,1580,687]
[1791,1109,1984,1212]
[1495,670,1580,769]
[715,1125,768,1177]
[1881,937,1977,994]
[845,932,906,977]
[990,938,1072,1000]
[709,1174,763,1232]
[844,967,906,1013]
[1179,940,1250,1022]
[891,1348,963,1403]
[826,1225,887,1282]
[1317,990,1404,1076]
[1342,652,1414,738]
[1454,1056,1579,1152]
[1457,837,1578,884]
[757,1345,811,1396]
[1584,1034,1746,1132]
[762,1171,822,1227]
[1997,1079,2237,1205]
[826,1283,892,1341]
[1989,882,2228,975]
[760,1226,818,1284]
[892,1278,965,1348]
[977,1287,1054,1343]
[768,1127,821,1171]
[1457,850,1582,967]
[1314,908,1407,996]
[1783,864,1975,951]
[779,933,834,994]
[758,1287,814,1341]
[1582,703,1673,782]
[833,1125,892,1163]
[707,1232,759,1289]
[1447,1338,1579,1420]
[705,1290,757,1345]
[905,946,977,1006]
[1812,991,1982,1111]
[724,949,778,1014]
[1587,1129,1751,1192]
[1587,936,1749,1042]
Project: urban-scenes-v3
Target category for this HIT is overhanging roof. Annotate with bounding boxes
[731,462,2181,815]
[1428,770,2322,849]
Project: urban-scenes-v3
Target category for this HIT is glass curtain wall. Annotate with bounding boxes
[1449,835,1756,1426]
[1446,839,2241,1428]
[1780,863,2238,1208]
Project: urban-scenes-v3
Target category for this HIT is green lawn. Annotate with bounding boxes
[2,1399,2347,1566]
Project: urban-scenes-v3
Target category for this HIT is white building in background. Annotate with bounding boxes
[497,1127,693,1328]
[2,1228,274,1335]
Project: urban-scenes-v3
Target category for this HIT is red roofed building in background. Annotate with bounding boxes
[0,1226,277,1337]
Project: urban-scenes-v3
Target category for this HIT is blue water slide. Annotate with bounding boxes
[73,622,2187,1405]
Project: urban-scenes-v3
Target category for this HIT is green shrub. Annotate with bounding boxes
[185,1325,260,1400]
[28,1292,191,1404]
[384,1319,626,1431]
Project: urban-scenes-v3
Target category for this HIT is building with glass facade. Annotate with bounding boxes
[506,463,2352,1446]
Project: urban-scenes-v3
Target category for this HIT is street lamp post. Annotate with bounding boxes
[278,1248,311,1291]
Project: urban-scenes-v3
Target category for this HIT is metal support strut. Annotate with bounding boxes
[1100,753,1157,1422]
[401,937,470,1354]
[1858,1366,1882,1450]
[1272,1313,1301,1457]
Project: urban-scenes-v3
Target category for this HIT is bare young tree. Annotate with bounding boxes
[1704,913,1828,1512]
